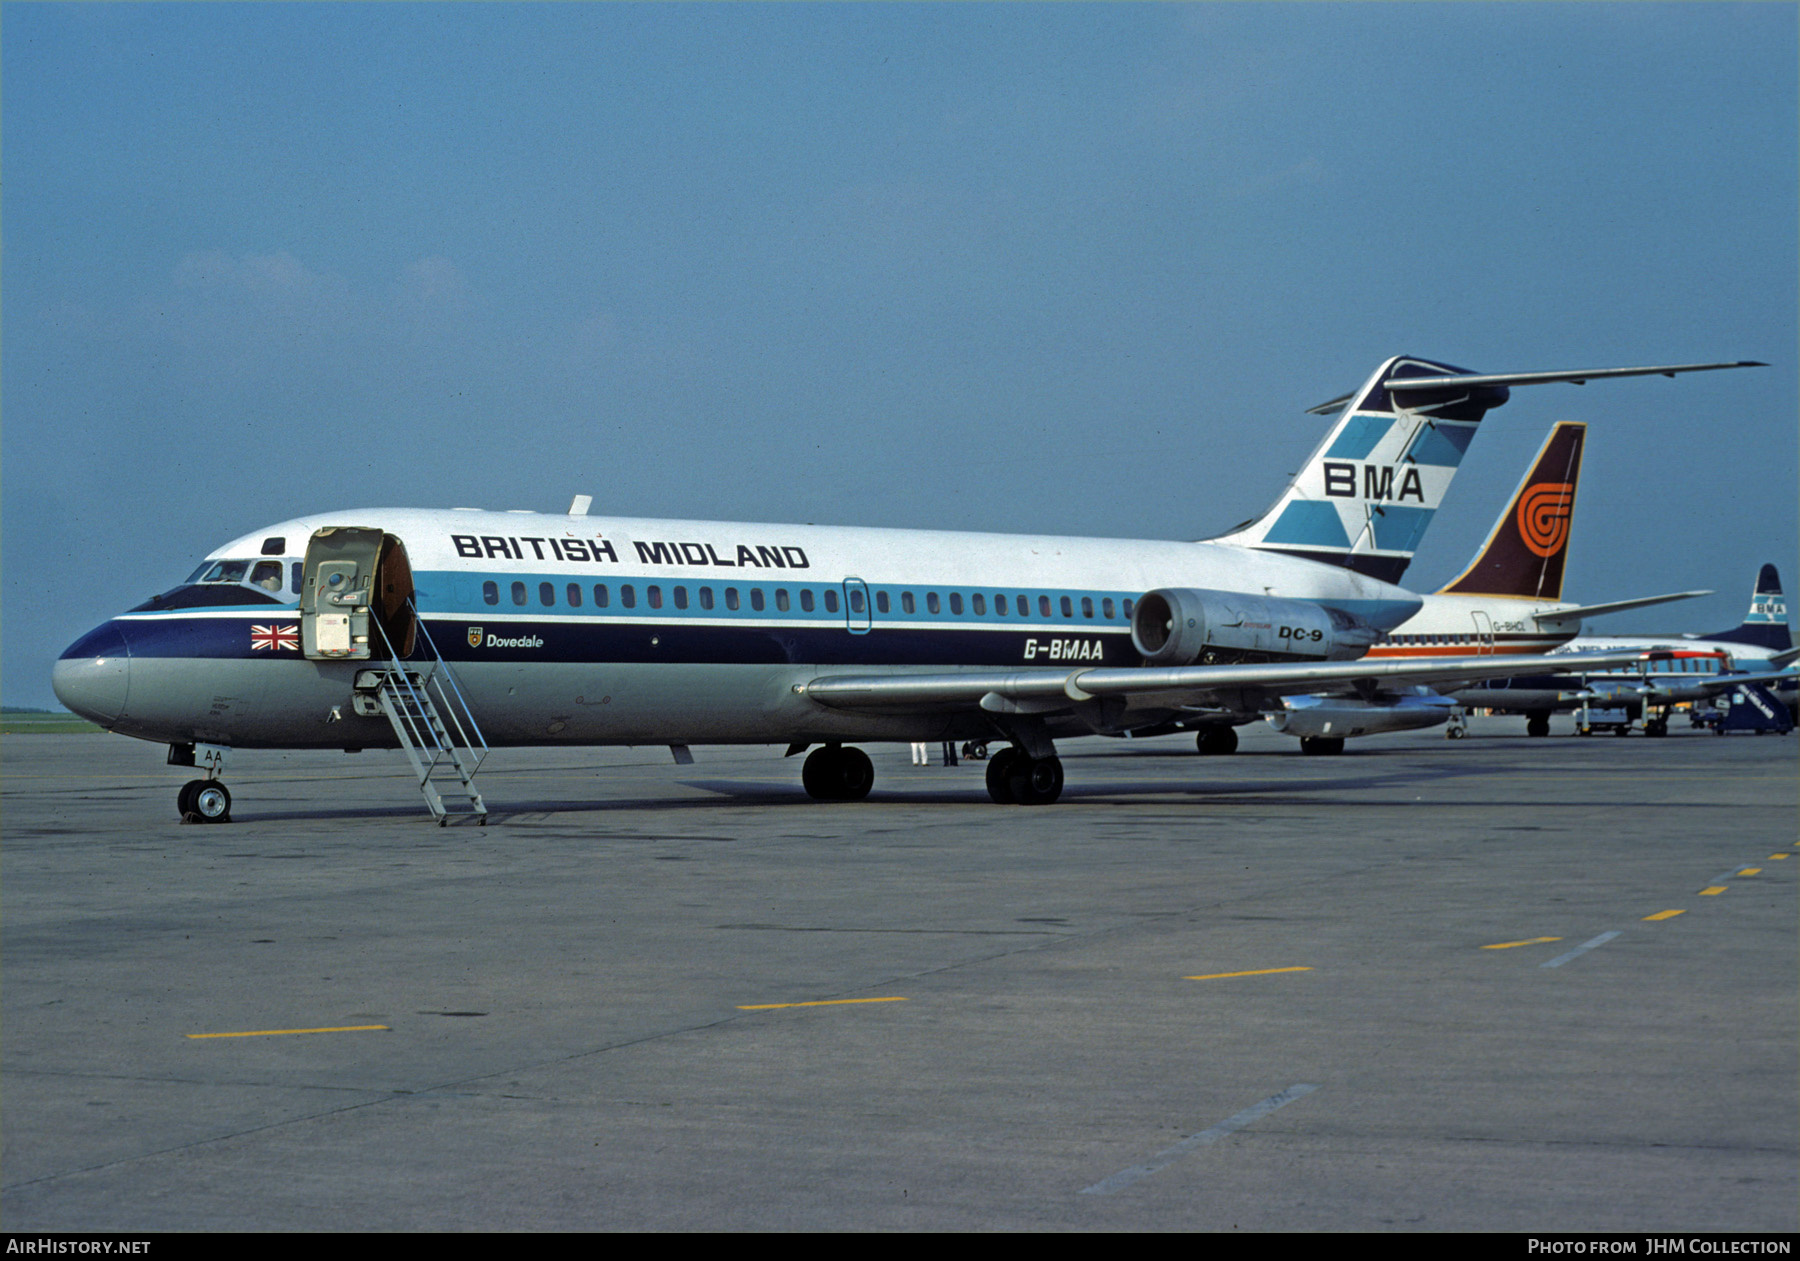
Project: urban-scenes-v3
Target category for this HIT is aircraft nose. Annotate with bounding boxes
[52,621,132,727]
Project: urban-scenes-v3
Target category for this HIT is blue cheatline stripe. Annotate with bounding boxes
[420,573,1139,629]
[110,613,1137,668]
[1323,414,1394,461]
[103,572,1423,663]
[1407,420,1477,468]
[1261,502,1352,549]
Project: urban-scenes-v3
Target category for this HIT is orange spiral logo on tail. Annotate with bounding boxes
[1516,482,1574,557]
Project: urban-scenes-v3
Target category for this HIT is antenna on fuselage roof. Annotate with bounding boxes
[568,495,593,516]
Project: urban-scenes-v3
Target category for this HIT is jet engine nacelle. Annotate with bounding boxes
[1265,693,1455,739]
[1130,588,1376,666]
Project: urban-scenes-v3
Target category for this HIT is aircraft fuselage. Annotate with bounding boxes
[56,506,1423,752]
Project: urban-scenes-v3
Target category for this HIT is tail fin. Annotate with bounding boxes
[1704,565,1792,651]
[1214,356,1761,586]
[1213,355,1515,584]
[1437,422,1584,600]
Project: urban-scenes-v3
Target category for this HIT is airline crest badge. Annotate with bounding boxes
[468,626,484,648]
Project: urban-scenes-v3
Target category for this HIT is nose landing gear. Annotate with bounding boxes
[177,779,233,824]
[170,742,233,824]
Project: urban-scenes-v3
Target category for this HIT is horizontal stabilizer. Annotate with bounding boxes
[1306,360,1764,415]
[1533,590,1712,623]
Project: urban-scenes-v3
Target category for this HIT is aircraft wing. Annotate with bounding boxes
[800,649,1665,716]
[1582,668,1800,706]
[1304,360,1764,414]
[1532,590,1712,623]
[1770,648,1800,670]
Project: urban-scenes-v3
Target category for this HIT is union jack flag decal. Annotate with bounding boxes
[250,624,300,652]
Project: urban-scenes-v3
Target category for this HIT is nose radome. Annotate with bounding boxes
[52,622,131,727]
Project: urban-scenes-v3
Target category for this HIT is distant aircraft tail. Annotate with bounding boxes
[1213,356,1761,586]
[1703,564,1792,652]
[1436,422,1584,600]
[1212,355,1513,584]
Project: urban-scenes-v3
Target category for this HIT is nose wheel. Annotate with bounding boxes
[178,779,233,824]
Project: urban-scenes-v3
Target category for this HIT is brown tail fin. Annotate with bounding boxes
[1438,422,1584,599]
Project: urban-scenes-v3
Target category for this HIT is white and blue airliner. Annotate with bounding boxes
[52,355,1758,821]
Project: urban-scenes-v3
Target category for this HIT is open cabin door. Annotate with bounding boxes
[301,528,416,660]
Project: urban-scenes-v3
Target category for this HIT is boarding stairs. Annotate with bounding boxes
[358,612,489,824]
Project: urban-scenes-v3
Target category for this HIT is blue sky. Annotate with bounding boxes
[5,2,1794,708]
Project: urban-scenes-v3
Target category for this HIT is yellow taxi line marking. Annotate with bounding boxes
[1738,868,1761,875]
[1770,854,1788,860]
[1644,909,1686,921]
[737,997,908,1011]
[1183,967,1313,981]
[1699,887,1727,896]
[187,1024,390,1039]
[1481,937,1563,950]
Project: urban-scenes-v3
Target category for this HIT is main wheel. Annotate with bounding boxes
[835,747,874,800]
[1195,726,1238,755]
[1299,736,1345,756]
[985,748,1022,803]
[1526,714,1551,738]
[184,781,232,824]
[1007,755,1064,806]
[801,746,874,801]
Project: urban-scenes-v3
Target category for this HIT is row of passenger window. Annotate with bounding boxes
[1639,656,1723,673]
[1381,633,1493,645]
[479,580,1134,621]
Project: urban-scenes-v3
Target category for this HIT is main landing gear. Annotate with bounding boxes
[984,747,1064,805]
[801,744,875,801]
[1194,726,1238,755]
[797,738,1065,805]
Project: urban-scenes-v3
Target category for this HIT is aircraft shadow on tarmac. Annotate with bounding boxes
[214,754,1539,825]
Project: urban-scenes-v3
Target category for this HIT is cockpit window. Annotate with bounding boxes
[184,558,295,594]
[165,556,296,600]
[133,555,293,613]
[196,560,252,585]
